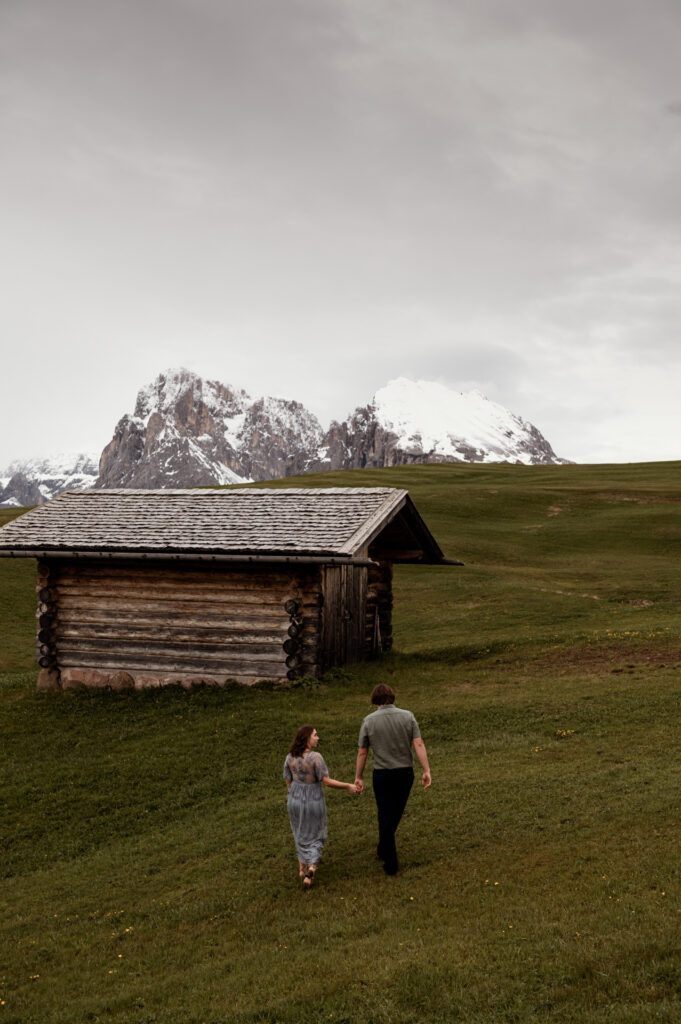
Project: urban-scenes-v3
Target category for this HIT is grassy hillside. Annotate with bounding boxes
[2,462,681,1023]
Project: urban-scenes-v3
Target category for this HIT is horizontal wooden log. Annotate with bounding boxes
[55,603,316,625]
[54,593,319,614]
[55,623,314,644]
[55,572,320,595]
[58,653,289,676]
[56,614,318,635]
[55,632,292,648]
[55,636,317,658]
[55,561,314,579]
[54,563,319,582]
[55,631,319,651]
[58,565,317,586]
[56,611,293,630]
[57,593,322,614]
[57,589,302,606]
[55,586,315,606]
[55,633,318,654]
[56,615,320,638]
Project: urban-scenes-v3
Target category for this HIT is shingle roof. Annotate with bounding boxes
[0,487,447,562]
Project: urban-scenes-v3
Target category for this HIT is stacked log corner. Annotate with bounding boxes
[36,560,61,691]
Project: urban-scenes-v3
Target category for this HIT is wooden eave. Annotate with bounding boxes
[350,491,460,565]
[0,548,378,566]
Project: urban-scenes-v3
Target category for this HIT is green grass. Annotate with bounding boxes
[0,508,37,671]
[2,462,681,1022]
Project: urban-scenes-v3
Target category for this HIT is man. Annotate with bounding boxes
[355,683,431,875]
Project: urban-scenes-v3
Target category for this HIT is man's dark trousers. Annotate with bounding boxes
[372,766,414,874]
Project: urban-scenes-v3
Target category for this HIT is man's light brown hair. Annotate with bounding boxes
[370,684,395,706]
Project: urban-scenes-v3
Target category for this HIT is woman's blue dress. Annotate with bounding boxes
[283,751,329,865]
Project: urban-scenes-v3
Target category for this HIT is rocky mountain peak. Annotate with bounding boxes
[96,369,325,489]
[1,370,570,505]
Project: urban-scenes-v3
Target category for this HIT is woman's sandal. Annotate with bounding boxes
[302,868,315,889]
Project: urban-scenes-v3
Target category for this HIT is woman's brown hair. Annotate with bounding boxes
[289,725,315,757]
[371,684,395,706]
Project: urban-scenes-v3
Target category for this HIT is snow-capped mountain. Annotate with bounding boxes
[97,370,567,487]
[0,453,99,507]
[1,371,569,504]
[322,378,566,469]
[96,369,325,488]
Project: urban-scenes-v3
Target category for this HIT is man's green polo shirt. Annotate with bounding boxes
[358,705,421,770]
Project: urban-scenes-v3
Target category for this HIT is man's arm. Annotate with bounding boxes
[413,737,431,789]
[355,746,368,794]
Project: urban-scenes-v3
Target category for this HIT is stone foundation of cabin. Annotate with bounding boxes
[49,667,281,690]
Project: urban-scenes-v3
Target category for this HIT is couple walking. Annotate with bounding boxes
[283,684,431,888]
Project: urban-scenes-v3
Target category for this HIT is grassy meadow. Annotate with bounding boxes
[1,462,681,1022]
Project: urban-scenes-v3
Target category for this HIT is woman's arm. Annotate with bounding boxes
[322,776,358,793]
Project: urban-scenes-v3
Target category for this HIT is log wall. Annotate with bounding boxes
[37,559,323,690]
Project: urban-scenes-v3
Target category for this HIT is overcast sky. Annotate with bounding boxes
[2,0,681,467]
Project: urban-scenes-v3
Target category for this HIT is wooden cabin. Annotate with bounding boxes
[0,487,459,691]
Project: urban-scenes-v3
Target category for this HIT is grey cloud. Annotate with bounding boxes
[2,0,681,465]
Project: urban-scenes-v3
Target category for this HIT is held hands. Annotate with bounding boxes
[348,782,361,795]
[354,777,365,795]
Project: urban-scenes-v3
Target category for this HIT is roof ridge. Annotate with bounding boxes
[58,486,401,496]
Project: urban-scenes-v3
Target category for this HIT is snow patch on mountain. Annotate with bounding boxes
[372,378,555,464]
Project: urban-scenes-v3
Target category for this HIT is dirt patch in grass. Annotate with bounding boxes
[533,641,681,675]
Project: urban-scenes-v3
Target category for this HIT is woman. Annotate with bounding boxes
[283,725,358,888]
